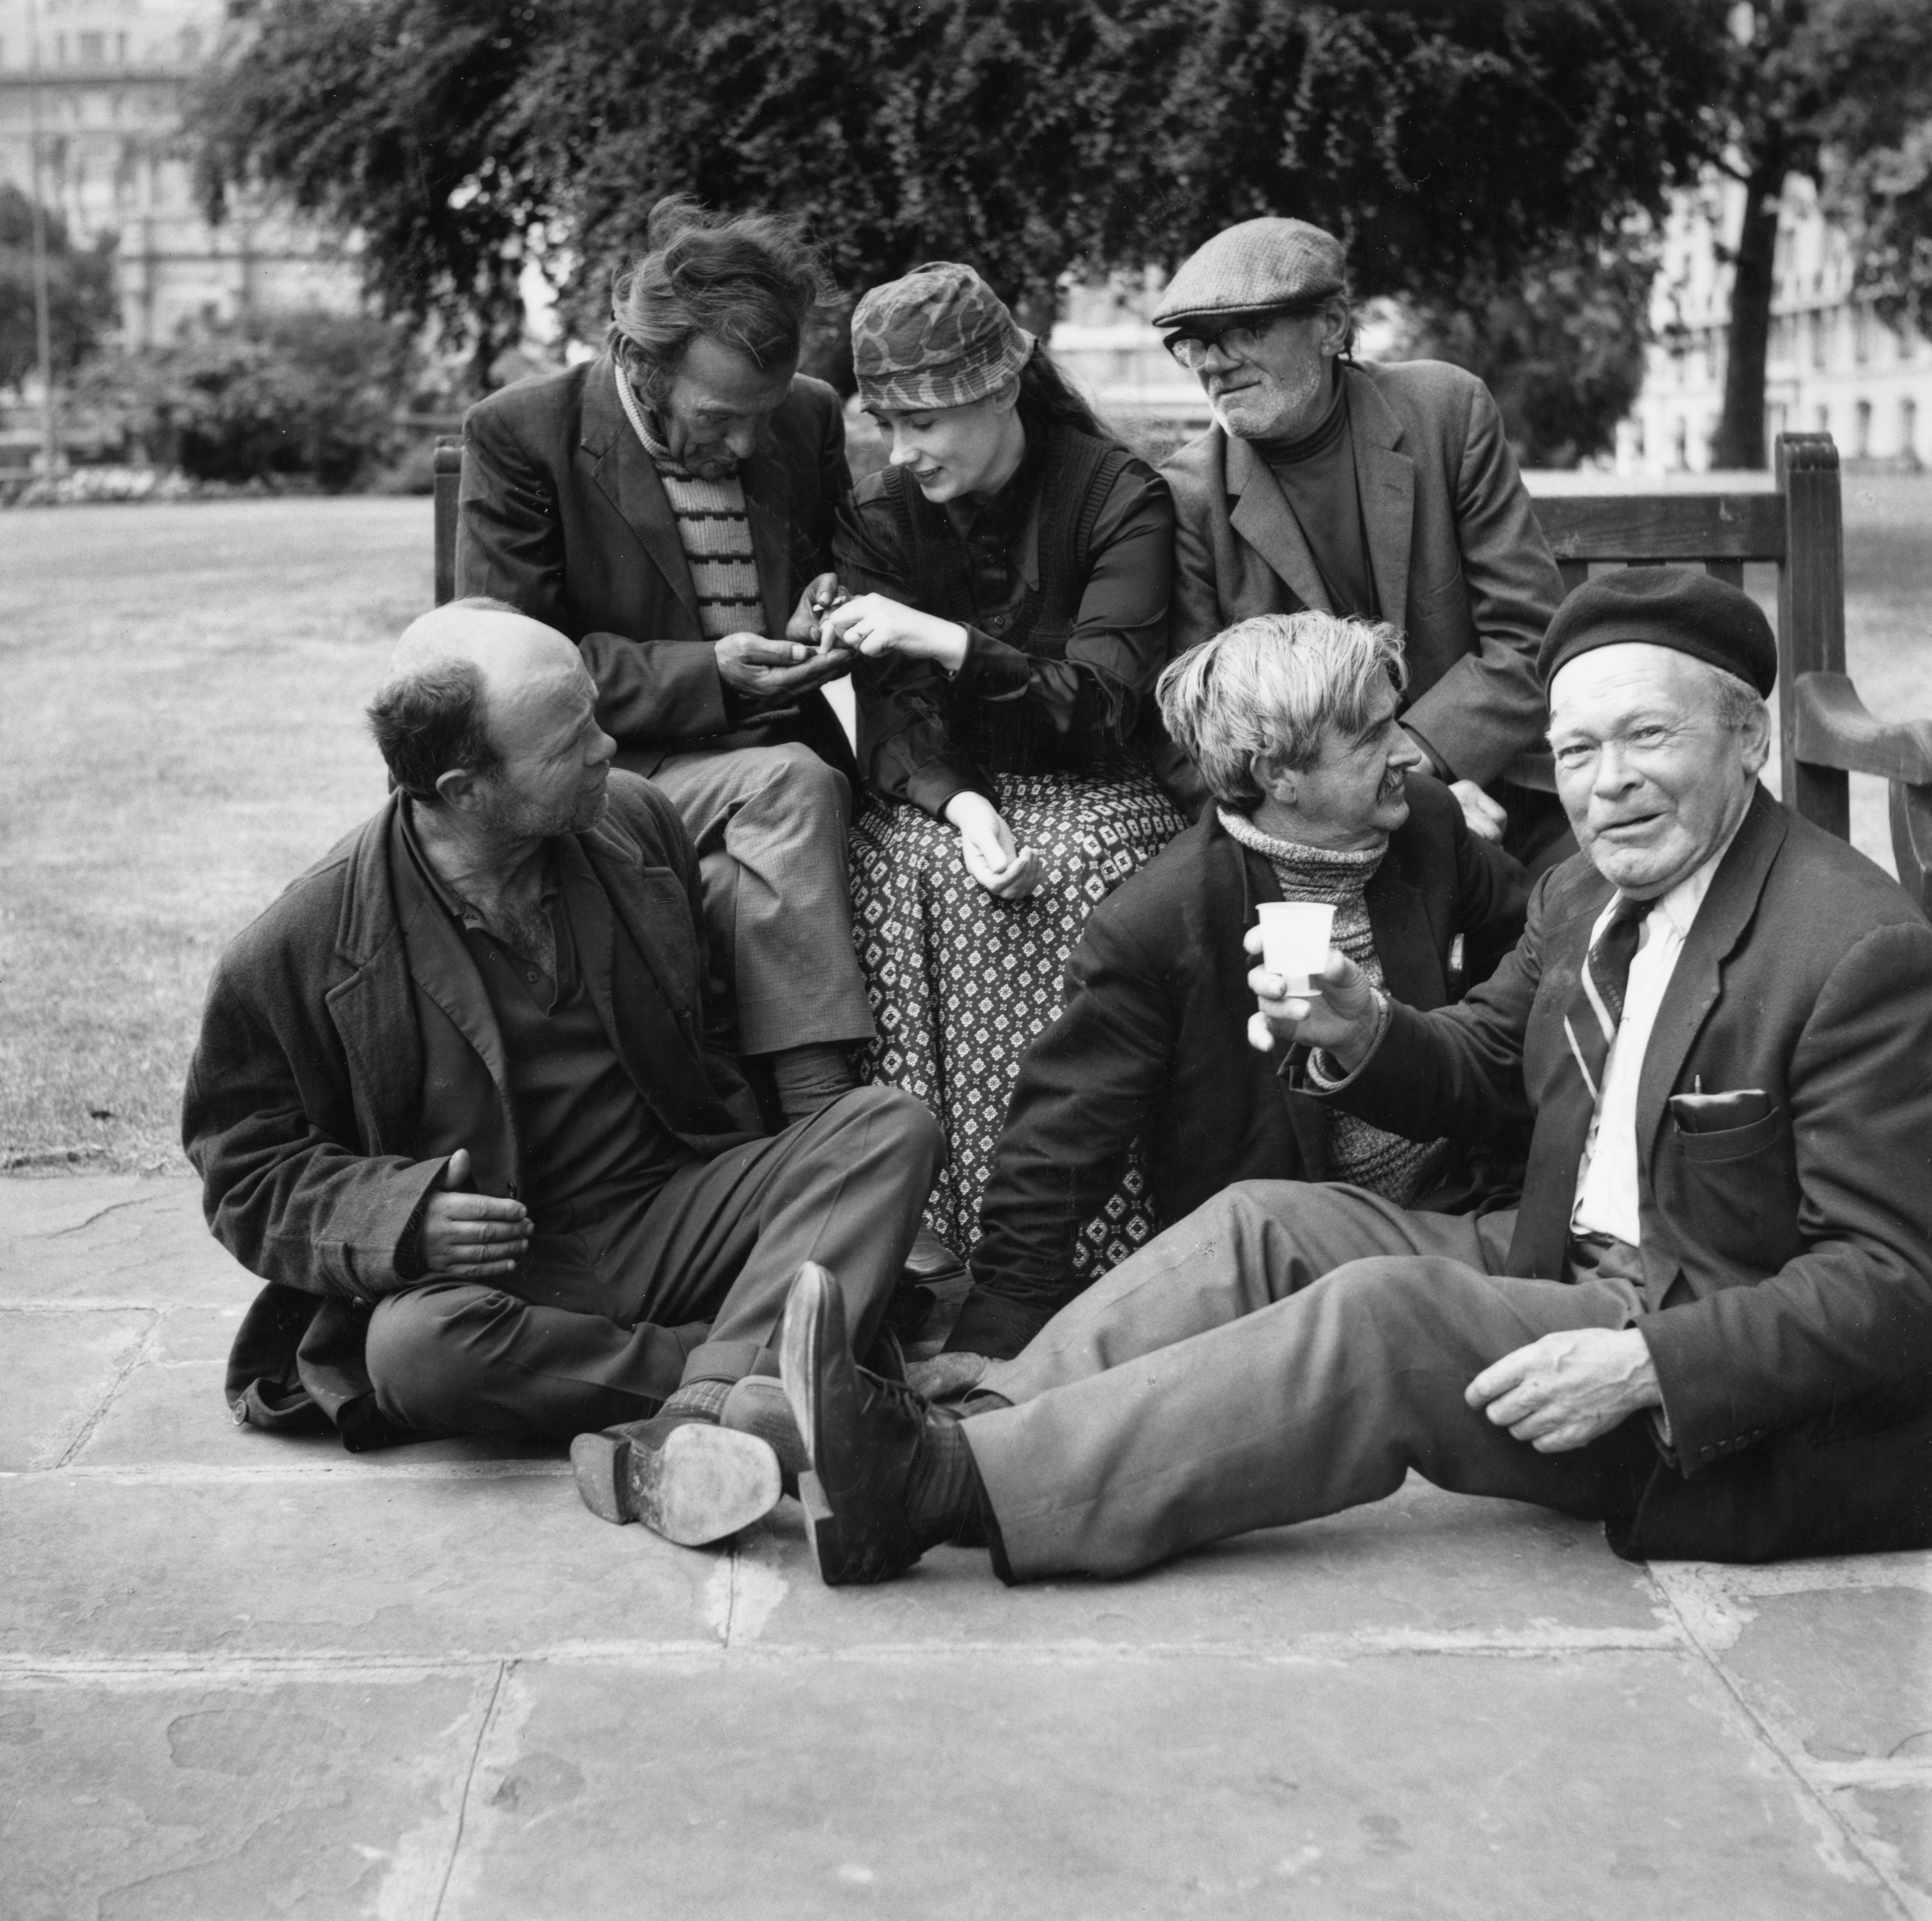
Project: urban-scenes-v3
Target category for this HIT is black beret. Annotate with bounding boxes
[1538,566,1777,697]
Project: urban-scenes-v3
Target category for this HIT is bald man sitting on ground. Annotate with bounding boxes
[183,597,942,1550]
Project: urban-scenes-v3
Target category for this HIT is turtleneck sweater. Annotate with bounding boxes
[1219,807,1449,1205]
[1247,381,1378,620]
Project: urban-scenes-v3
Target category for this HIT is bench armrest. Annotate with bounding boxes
[1791,672,1932,786]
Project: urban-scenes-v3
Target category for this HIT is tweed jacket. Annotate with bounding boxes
[456,355,857,782]
[182,773,762,1445]
[954,776,1528,1355]
[1160,359,1562,810]
[1331,786,1932,1556]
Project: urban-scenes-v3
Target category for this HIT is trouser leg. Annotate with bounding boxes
[648,741,876,1054]
[965,1186,1654,1580]
[365,1090,939,1437]
[980,1181,1511,1409]
[365,1282,708,1439]
[615,1084,943,1387]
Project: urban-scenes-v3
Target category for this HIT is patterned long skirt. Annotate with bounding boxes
[850,762,1185,1260]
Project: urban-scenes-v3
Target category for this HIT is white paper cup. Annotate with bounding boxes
[1256,901,1335,995]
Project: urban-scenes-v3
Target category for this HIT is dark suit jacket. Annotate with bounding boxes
[1160,359,1562,809]
[953,776,1529,1356]
[181,773,762,1447]
[1331,786,1932,1559]
[456,355,856,781]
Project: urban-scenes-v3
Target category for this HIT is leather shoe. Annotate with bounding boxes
[902,1225,966,1286]
[570,1414,781,1546]
[780,1261,938,1585]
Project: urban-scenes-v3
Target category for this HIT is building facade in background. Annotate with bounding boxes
[1622,173,1930,475]
[0,0,357,350]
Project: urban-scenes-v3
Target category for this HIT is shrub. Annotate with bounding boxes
[79,311,421,490]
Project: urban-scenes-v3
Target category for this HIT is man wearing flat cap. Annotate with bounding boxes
[1153,217,1567,868]
[774,567,1932,1587]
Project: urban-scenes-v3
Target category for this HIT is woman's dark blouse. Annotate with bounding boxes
[834,425,1174,816]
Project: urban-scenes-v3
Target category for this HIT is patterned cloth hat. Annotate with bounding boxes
[852,262,1036,410]
[1538,565,1777,695]
[1152,218,1348,328]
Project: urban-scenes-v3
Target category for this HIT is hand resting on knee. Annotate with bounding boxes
[418,1148,530,1281]
[1465,1328,1662,1452]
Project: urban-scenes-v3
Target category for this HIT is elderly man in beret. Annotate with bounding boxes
[775,567,1932,1586]
[1152,217,1568,869]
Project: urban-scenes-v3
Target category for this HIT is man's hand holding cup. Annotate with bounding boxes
[1243,921,1383,1070]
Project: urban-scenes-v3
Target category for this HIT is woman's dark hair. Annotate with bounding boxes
[367,654,500,802]
[607,195,830,403]
[1015,340,1121,448]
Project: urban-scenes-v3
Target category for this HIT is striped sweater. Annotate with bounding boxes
[616,371,765,639]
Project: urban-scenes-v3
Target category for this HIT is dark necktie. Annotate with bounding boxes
[1504,893,1653,1279]
[1563,894,1652,1105]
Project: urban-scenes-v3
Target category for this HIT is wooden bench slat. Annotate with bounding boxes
[1532,492,1786,562]
[1792,672,1932,785]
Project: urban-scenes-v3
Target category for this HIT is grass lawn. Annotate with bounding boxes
[2,480,1927,1173]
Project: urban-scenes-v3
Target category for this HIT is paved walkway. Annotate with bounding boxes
[3,1174,1927,1919]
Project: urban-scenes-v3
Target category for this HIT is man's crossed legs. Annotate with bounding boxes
[365,1084,942,1545]
[778,1181,1663,1585]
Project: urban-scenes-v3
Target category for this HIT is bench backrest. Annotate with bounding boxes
[431,428,1929,909]
[1529,433,1930,912]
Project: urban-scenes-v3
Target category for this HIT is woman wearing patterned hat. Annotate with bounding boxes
[816,261,1182,1258]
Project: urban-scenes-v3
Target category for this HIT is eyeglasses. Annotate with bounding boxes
[1161,302,1332,370]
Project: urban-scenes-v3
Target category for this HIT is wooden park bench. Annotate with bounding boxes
[431,429,1931,910]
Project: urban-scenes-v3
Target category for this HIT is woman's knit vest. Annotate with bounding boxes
[879,423,1130,777]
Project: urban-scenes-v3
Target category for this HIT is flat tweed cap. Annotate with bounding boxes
[1153,218,1348,327]
[852,262,1035,411]
[1539,566,1777,696]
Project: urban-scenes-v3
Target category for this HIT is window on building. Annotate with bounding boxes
[1903,398,1919,466]
[1673,418,1689,469]
[1768,403,1788,446]
[181,26,203,60]
[116,32,127,63]
[1853,302,1871,365]
[1815,404,1832,437]
[1703,329,1720,381]
[55,32,67,63]
[1855,399,1872,457]
[78,30,104,63]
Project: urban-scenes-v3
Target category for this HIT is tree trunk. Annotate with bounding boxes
[1712,149,1787,470]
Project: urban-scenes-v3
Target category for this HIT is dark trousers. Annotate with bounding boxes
[364,1085,942,1439]
[964,1182,1663,1580]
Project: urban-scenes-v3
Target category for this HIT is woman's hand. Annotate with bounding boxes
[821,594,970,672]
[944,791,1042,899]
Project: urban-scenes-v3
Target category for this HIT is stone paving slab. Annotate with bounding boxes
[741,1485,1671,1651]
[4,1172,1930,1919]
[0,1175,243,1311]
[0,1672,489,1921]
[434,1651,1893,1921]
[0,1473,717,1663]
[0,1306,157,1471]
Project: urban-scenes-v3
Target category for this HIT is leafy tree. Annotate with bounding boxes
[0,186,119,395]
[1391,236,1655,468]
[192,0,1723,390]
[1704,0,1932,468]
